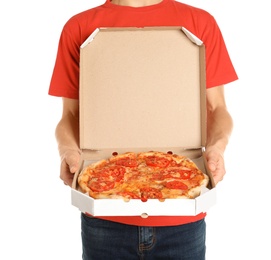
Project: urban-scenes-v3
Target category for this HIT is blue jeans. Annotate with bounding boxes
[81,213,206,260]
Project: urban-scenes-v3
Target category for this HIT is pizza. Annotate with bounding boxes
[78,151,209,202]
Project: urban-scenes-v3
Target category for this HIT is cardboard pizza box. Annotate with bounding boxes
[71,27,216,217]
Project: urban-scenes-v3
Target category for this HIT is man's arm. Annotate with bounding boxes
[55,98,81,186]
[205,85,233,184]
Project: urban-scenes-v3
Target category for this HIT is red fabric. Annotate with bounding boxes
[49,0,238,99]
[86,212,206,226]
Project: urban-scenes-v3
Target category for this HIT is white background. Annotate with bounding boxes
[1,1,270,259]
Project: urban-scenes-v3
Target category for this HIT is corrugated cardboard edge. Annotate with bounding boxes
[80,26,203,49]
[81,28,100,48]
[181,27,203,46]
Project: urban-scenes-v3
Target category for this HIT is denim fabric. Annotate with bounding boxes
[81,213,206,260]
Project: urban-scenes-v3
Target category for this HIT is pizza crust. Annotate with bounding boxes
[78,151,209,201]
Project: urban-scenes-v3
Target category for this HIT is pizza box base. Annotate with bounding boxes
[71,186,216,217]
[71,149,216,217]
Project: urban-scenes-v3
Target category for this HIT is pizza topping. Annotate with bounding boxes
[89,180,115,192]
[145,156,170,168]
[115,157,138,168]
[95,166,126,182]
[117,191,141,200]
[78,151,209,201]
[140,187,163,202]
[165,181,188,190]
[167,168,192,179]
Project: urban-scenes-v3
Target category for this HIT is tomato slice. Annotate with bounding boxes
[165,181,188,190]
[166,168,192,179]
[95,166,126,182]
[150,168,192,181]
[115,158,138,167]
[178,170,192,179]
[109,166,126,182]
[89,181,115,192]
[145,156,170,168]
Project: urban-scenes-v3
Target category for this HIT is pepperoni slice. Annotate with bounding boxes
[165,181,188,190]
[145,156,170,168]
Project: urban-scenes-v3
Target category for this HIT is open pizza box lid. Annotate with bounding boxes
[71,26,216,217]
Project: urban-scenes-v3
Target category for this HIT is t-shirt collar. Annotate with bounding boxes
[104,0,170,11]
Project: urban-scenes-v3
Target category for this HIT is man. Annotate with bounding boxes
[49,0,238,259]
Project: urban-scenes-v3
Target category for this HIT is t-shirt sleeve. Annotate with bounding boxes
[48,21,81,99]
[196,14,238,88]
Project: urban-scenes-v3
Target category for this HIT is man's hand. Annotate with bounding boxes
[55,98,80,187]
[205,86,233,185]
[60,148,81,187]
[205,146,225,185]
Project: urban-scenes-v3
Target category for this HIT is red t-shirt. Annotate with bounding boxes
[49,0,238,226]
[49,0,238,98]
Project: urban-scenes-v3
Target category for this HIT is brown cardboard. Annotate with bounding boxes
[79,27,206,151]
[72,27,216,217]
